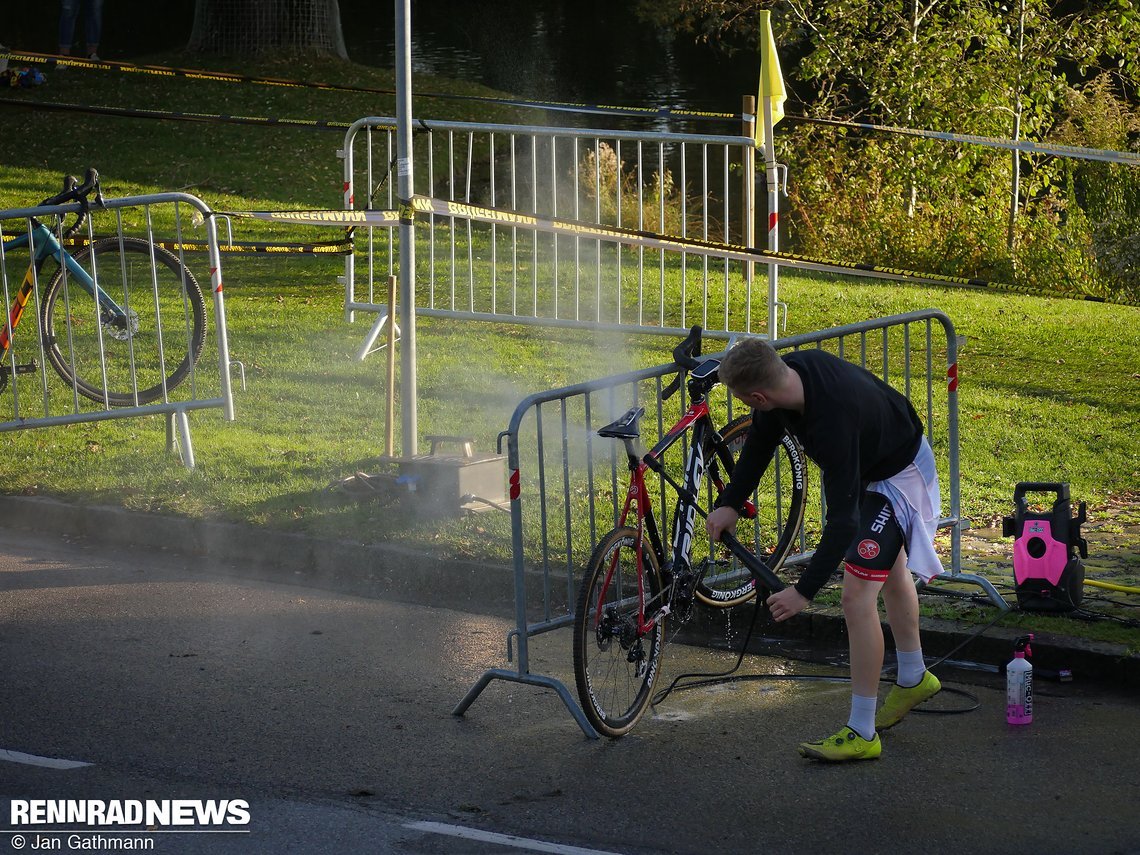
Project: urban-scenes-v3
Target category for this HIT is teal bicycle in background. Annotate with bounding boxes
[0,169,207,407]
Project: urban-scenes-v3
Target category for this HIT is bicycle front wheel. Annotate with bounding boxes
[41,237,207,406]
[573,526,665,738]
[695,414,807,608]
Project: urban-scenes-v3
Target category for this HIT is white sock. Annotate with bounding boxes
[847,694,878,740]
[896,648,927,688]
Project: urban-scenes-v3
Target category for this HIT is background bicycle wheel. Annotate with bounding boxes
[41,236,207,407]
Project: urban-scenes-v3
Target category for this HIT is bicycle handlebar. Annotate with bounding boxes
[40,168,100,208]
[661,325,704,401]
[36,169,101,238]
[672,324,703,370]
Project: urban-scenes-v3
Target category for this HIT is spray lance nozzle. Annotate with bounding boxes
[1014,634,1034,658]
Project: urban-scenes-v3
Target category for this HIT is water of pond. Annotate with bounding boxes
[343,0,760,133]
[9,1,758,133]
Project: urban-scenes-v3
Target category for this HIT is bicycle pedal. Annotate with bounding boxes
[2,360,39,376]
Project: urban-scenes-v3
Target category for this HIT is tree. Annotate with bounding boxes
[640,0,1140,296]
[189,0,349,58]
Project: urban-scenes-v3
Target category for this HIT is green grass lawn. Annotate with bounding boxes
[2,51,1138,649]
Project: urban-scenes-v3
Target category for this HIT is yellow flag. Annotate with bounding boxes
[756,10,786,148]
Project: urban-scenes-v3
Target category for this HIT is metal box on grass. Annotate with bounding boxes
[387,435,507,517]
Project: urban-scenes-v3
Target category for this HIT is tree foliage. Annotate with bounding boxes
[640,0,1140,298]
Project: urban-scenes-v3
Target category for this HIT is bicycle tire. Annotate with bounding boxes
[573,526,665,738]
[694,414,807,608]
[41,237,207,406]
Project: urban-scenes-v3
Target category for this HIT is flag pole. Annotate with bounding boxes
[763,95,779,342]
[743,94,756,332]
[757,9,785,342]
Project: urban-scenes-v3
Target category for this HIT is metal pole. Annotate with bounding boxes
[203,206,234,422]
[763,94,780,341]
[340,125,356,323]
[743,95,756,328]
[385,274,397,458]
[395,0,417,456]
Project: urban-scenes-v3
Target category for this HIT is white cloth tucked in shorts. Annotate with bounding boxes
[866,436,943,582]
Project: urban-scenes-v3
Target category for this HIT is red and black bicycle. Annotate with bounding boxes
[572,325,807,737]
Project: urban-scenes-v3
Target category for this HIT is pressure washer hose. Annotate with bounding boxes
[1085,578,1140,595]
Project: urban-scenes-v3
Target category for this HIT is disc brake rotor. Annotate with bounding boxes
[102,309,139,341]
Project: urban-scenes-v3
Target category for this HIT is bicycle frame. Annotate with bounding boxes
[599,396,743,637]
[0,221,128,358]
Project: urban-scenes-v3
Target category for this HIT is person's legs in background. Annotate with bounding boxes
[58,0,81,56]
[83,0,103,59]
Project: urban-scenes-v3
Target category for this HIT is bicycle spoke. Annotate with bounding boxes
[573,527,663,738]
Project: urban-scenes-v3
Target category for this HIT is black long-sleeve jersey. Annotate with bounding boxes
[717,349,925,600]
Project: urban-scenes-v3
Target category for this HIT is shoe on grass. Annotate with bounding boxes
[876,670,941,731]
[798,726,881,762]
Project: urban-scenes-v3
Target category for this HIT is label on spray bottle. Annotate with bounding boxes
[1006,668,1033,724]
[1006,635,1034,725]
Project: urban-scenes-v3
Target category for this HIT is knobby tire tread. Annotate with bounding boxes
[41,237,207,406]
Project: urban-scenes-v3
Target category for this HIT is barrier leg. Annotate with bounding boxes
[453,669,600,740]
[354,311,400,362]
[166,409,195,470]
[926,572,1009,610]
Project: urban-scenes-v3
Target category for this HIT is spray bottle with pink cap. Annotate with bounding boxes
[1006,634,1034,725]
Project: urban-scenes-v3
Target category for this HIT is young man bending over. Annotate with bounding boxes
[706,337,943,761]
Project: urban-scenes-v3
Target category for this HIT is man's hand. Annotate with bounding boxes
[705,506,740,542]
[765,587,809,622]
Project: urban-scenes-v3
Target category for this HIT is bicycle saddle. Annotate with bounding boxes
[597,407,645,439]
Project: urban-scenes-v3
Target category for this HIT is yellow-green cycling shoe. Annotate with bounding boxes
[798,726,881,762]
[875,670,941,731]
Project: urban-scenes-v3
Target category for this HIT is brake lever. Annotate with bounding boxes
[61,169,100,240]
[82,168,104,208]
[39,175,79,207]
[671,324,703,370]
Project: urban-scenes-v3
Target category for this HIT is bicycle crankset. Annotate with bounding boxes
[0,359,40,394]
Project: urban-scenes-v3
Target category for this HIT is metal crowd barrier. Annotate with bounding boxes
[453,309,1003,738]
[0,192,235,468]
[338,116,760,357]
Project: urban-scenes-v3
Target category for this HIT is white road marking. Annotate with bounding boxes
[404,820,625,855]
[0,748,93,769]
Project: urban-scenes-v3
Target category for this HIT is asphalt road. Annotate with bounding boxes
[2,529,1138,855]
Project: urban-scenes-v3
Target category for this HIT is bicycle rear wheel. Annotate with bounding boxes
[573,526,665,738]
[694,414,807,608]
[41,237,207,406]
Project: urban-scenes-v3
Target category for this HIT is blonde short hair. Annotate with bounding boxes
[718,337,789,394]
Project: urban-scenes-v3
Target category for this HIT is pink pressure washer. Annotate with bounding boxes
[1002,482,1087,612]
